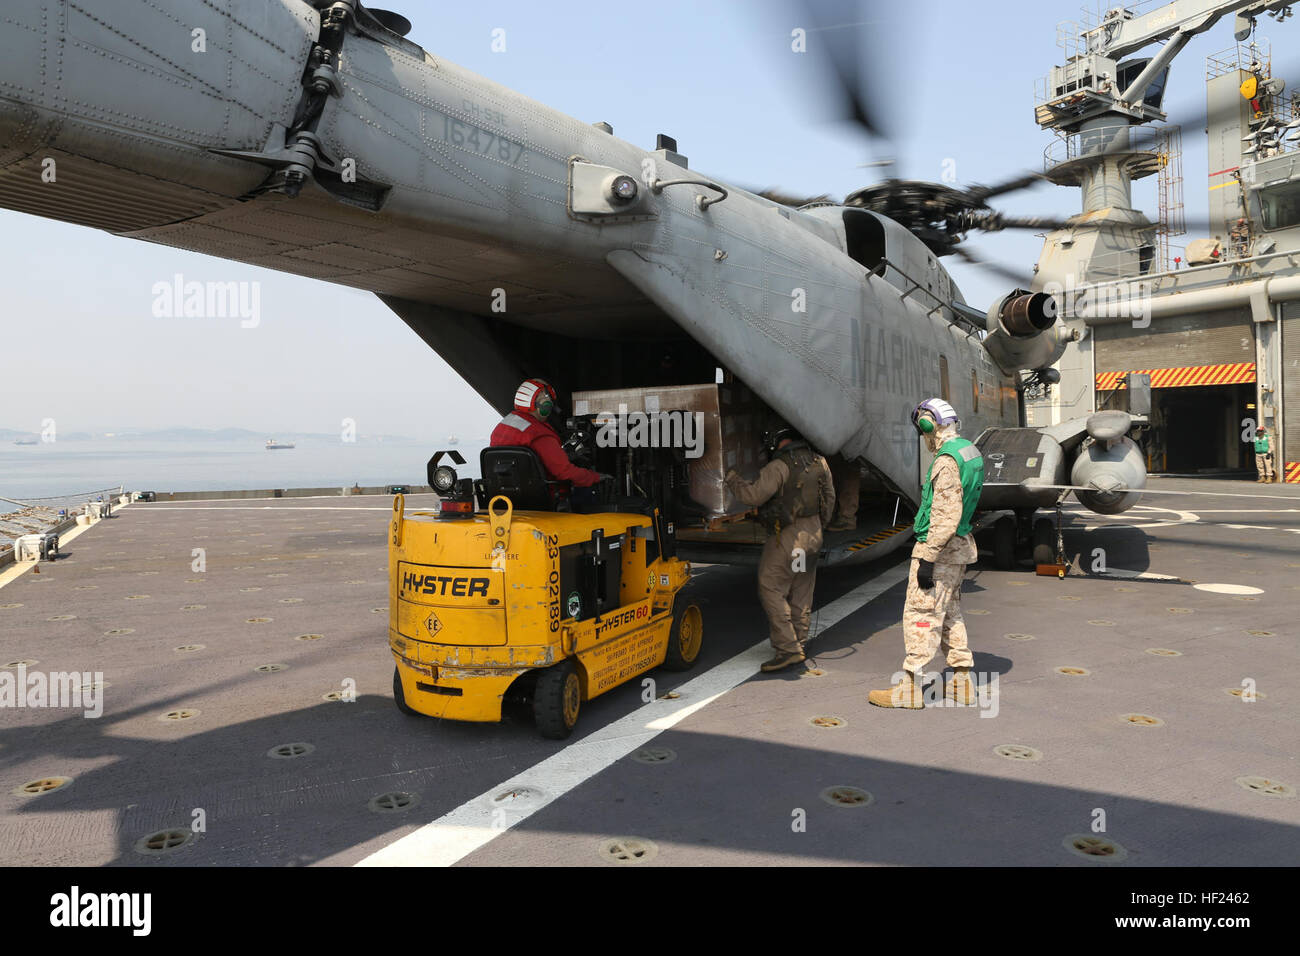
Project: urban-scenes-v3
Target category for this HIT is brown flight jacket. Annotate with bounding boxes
[726,450,836,550]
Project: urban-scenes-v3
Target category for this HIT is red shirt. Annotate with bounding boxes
[490,412,601,487]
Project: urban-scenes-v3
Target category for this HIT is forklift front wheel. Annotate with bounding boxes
[393,666,420,717]
[661,600,704,671]
[534,660,581,739]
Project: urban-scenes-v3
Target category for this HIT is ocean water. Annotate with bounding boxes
[0,438,489,504]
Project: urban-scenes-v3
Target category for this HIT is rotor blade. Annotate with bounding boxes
[950,245,1033,287]
[787,0,897,143]
[753,187,836,207]
[964,171,1048,203]
[974,212,1077,232]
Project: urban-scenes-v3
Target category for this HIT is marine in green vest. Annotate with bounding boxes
[1254,426,1276,483]
[726,424,835,673]
[869,398,985,709]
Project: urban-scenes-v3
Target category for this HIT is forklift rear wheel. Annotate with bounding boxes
[661,600,704,671]
[534,660,581,739]
[1031,518,1055,567]
[992,516,1015,571]
[393,666,420,717]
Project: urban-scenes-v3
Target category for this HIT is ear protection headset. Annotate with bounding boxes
[911,397,958,436]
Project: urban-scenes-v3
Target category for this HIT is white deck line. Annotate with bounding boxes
[356,560,909,867]
[132,506,395,511]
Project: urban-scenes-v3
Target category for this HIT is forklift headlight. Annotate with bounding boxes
[432,465,458,494]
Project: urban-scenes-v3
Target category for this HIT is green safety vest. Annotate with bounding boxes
[914,437,984,541]
[1254,435,1270,454]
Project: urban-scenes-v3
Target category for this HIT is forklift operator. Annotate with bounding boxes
[491,378,604,507]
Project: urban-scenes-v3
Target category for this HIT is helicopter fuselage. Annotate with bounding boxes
[0,0,1086,517]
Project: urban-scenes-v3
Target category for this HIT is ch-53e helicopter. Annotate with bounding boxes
[0,0,1151,568]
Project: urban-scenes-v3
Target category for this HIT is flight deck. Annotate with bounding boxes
[1,482,1296,867]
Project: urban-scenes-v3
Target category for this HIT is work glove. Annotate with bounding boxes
[916,559,935,591]
[597,473,615,483]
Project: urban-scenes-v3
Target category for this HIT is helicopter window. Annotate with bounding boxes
[939,355,950,404]
[1255,180,1300,231]
[842,208,886,271]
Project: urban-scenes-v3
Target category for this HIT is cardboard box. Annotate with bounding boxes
[571,382,768,518]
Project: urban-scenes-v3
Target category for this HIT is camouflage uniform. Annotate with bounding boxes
[726,450,835,655]
[903,455,976,676]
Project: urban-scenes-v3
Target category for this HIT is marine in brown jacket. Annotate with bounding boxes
[726,425,836,672]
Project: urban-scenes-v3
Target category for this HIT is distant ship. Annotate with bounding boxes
[265,439,295,450]
[446,435,459,445]
[12,438,37,445]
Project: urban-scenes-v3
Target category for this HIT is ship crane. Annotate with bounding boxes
[1034,0,1293,295]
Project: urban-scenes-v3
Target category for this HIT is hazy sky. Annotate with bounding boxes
[0,0,1257,439]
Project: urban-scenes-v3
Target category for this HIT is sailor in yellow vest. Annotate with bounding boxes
[726,424,836,673]
[870,398,984,709]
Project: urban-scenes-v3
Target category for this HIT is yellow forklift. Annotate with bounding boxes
[387,447,703,738]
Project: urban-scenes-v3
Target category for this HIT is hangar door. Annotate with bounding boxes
[1094,308,1256,474]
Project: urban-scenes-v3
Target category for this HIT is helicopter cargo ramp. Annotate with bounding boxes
[0,481,1297,867]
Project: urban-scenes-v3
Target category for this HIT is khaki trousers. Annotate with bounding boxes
[902,556,973,676]
[757,519,823,654]
[1255,452,1275,480]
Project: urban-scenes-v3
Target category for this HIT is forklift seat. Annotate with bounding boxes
[480,446,561,511]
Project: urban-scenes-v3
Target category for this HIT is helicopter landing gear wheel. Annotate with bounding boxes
[992,516,1015,571]
[1032,518,1056,567]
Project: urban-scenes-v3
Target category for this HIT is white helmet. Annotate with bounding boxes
[910,397,958,434]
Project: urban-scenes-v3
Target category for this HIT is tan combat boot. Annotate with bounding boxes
[761,650,806,673]
[868,671,923,709]
[945,667,976,705]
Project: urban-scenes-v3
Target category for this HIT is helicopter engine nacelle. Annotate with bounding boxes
[1071,430,1146,515]
[981,290,1079,375]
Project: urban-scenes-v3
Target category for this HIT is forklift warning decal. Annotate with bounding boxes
[585,602,663,695]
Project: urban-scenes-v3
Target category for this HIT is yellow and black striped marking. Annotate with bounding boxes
[845,523,911,553]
